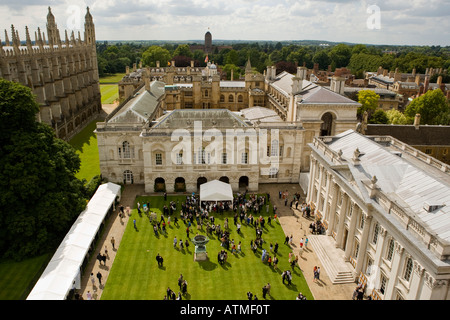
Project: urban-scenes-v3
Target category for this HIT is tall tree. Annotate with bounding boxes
[357,90,380,118]
[404,89,450,125]
[142,45,172,67]
[0,79,87,260]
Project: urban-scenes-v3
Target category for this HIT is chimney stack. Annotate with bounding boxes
[424,76,430,93]
[297,66,307,80]
[291,77,303,95]
[414,114,421,129]
[330,76,345,95]
[145,76,151,92]
[415,75,421,86]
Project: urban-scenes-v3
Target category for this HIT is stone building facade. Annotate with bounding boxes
[307,130,450,300]
[0,7,102,140]
[97,63,360,193]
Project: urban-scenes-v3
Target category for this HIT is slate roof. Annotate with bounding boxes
[108,81,165,123]
[270,71,359,105]
[326,130,450,242]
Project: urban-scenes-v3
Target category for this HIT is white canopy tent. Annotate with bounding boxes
[27,182,121,300]
[199,180,233,204]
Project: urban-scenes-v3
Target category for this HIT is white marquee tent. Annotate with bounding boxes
[199,180,233,204]
[27,182,121,300]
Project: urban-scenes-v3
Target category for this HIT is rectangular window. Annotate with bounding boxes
[241,152,248,164]
[366,257,374,274]
[222,153,227,165]
[372,223,380,245]
[269,167,278,179]
[360,213,365,229]
[156,153,162,165]
[403,258,413,282]
[176,153,183,165]
[386,239,395,261]
[379,274,388,295]
[353,240,360,259]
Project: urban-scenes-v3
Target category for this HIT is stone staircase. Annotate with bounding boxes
[308,235,355,284]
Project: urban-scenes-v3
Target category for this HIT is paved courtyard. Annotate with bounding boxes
[79,183,356,300]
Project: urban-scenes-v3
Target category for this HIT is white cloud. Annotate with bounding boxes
[0,0,448,45]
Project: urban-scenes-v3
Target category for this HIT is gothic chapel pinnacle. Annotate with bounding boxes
[0,6,102,141]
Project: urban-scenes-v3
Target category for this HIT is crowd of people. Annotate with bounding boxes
[133,189,322,301]
[164,273,188,300]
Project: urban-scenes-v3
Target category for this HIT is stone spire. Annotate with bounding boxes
[25,26,32,49]
[245,57,252,74]
[4,29,10,46]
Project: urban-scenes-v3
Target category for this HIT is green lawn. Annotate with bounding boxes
[99,73,126,84]
[69,119,100,183]
[0,254,50,300]
[101,195,313,300]
[100,84,119,104]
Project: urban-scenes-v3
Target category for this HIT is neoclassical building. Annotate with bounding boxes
[307,130,450,300]
[0,7,102,140]
[97,64,360,193]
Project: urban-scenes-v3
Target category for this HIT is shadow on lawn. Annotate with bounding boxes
[197,260,217,271]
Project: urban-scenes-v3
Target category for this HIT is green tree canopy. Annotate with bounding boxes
[386,109,410,124]
[0,79,87,260]
[173,44,193,58]
[312,50,331,70]
[357,90,380,117]
[369,109,389,124]
[142,45,172,67]
[329,44,352,69]
[404,89,450,125]
[222,64,241,80]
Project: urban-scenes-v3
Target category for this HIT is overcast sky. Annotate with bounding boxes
[1,0,449,46]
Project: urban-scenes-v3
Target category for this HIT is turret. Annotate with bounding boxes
[84,7,96,46]
[46,7,59,46]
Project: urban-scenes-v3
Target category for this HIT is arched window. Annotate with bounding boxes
[238,94,243,103]
[271,139,279,157]
[123,141,131,158]
[228,94,234,103]
[403,257,413,282]
[119,141,134,159]
[220,94,225,103]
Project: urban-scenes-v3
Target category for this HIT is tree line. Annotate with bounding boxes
[97,41,450,80]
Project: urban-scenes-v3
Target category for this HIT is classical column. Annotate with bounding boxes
[306,156,317,203]
[373,226,387,266]
[314,164,324,206]
[344,202,358,261]
[326,181,339,236]
[335,192,349,248]
[354,214,373,276]
[385,241,405,299]
[409,259,425,299]
[321,172,332,222]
